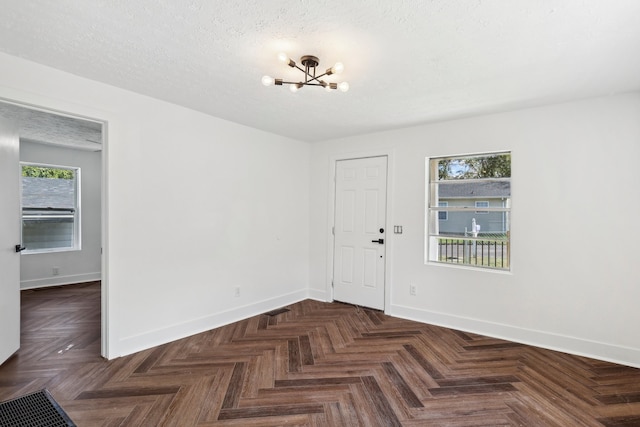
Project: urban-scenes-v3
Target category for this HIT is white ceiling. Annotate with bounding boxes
[0,0,639,142]
[0,101,103,151]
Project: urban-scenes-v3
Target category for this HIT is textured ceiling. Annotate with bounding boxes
[0,0,639,142]
[0,102,102,151]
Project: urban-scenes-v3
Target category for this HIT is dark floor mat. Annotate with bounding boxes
[0,389,76,427]
[264,308,290,316]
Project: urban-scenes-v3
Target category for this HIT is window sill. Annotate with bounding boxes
[426,260,512,275]
[22,247,81,255]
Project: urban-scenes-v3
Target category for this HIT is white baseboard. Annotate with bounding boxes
[307,287,329,302]
[114,292,640,368]
[389,304,640,369]
[20,272,101,290]
[118,289,309,358]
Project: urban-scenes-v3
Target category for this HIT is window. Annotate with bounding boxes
[438,201,448,221]
[21,163,80,253]
[426,152,510,270]
[475,201,489,214]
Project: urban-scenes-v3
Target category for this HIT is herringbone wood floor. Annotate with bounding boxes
[1,283,639,426]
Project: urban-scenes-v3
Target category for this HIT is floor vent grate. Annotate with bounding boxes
[264,308,290,316]
[0,389,76,427]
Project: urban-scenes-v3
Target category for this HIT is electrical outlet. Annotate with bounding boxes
[234,287,241,297]
[52,266,60,276]
[409,284,416,296]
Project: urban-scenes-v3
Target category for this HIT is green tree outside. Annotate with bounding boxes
[439,153,511,180]
[22,166,74,179]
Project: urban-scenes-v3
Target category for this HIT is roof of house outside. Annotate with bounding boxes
[22,176,75,209]
[439,180,510,199]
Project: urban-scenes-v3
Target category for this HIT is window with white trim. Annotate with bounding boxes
[475,201,489,214]
[438,201,448,221]
[21,163,81,253]
[426,152,510,270]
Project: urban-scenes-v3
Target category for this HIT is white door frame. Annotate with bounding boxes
[0,92,114,359]
[325,149,395,313]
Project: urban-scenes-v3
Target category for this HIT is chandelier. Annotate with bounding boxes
[262,53,349,93]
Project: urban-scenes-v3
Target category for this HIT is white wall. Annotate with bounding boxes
[3,51,638,368]
[0,52,311,358]
[19,140,102,289]
[310,92,640,368]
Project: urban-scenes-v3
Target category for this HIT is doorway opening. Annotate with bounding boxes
[0,100,105,359]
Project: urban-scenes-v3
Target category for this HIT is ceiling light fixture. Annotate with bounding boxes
[262,53,349,92]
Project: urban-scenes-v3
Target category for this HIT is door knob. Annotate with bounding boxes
[371,239,384,244]
[15,244,26,253]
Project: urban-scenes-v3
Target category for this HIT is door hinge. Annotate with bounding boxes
[332,226,335,235]
[331,280,334,288]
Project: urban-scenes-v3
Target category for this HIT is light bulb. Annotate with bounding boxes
[332,62,344,74]
[277,52,289,63]
[338,81,349,92]
[290,84,300,93]
[261,75,274,86]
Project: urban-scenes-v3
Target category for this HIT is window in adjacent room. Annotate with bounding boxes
[21,163,80,253]
[426,152,510,270]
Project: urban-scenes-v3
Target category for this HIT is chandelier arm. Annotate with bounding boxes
[291,64,329,85]
[279,81,329,87]
[305,71,328,84]
[313,71,330,80]
[293,64,308,74]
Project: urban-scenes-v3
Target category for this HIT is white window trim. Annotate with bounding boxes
[425,151,511,271]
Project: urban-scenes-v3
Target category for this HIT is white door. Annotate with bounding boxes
[333,156,387,310]
[0,116,21,365]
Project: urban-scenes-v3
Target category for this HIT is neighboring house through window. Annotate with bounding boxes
[21,163,80,253]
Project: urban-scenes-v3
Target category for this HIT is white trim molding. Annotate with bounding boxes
[118,290,309,358]
[390,303,640,369]
[20,272,101,290]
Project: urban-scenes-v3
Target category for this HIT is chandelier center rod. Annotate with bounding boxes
[300,55,319,84]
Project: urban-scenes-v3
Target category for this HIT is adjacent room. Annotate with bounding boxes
[0,1,639,425]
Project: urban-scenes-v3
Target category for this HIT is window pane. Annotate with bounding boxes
[21,164,79,252]
[437,153,511,180]
[436,210,509,236]
[23,216,74,250]
[432,232,510,268]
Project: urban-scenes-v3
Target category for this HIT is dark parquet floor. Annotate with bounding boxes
[1,282,640,426]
